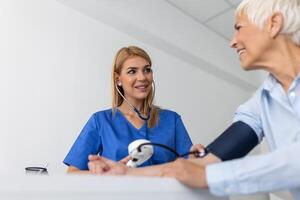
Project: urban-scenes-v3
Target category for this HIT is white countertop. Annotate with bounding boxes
[0,174,228,200]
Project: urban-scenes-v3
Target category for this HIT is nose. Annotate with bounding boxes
[230,35,237,48]
[137,71,147,81]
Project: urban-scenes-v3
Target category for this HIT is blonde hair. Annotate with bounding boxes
[236,0,300,45]
[111,46,159,128]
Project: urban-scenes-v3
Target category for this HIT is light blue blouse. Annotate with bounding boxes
[206,74,300,198]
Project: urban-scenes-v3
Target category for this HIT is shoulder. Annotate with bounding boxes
[236,80,268,113]
[158,109,181,120]
[233,85,264,127]
[91,108,114,121]
[244,74,274,105]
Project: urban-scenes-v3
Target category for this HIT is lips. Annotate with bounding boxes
[134,84,149,92]
[237,48,246,56]
[135,85,148,89]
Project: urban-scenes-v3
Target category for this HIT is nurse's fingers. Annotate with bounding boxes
[88,160,110,174]
[88,155,101,161]
[88,155,118,167]
[99,156,118,166]
[119,155,131,165]
[189,144,205,159]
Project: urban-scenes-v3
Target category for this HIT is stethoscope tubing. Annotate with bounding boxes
[115,81,155,121]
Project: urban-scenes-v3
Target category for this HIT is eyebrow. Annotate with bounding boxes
[126,65,151,70]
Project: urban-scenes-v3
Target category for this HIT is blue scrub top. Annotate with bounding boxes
[63,108,193,170]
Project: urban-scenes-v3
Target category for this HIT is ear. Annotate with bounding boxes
[267,12,284,38]
[114,72,121,86]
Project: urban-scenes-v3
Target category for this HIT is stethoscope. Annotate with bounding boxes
[115,81,208,164]
[116,81,156,165]
[137,142,208,158]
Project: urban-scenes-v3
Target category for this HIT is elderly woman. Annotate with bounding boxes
[87,0,300,198]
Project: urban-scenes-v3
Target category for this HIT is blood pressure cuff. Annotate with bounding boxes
[206,121,259,161]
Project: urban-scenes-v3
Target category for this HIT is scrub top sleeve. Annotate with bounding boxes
[63,114,102,170]
[175,114,193,156]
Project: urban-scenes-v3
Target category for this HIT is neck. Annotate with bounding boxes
[255,38,300,91]
[119,96,144,115]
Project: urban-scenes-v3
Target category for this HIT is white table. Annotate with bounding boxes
[0,174,228,200]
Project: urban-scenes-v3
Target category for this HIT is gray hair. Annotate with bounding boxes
[236,0,300,45]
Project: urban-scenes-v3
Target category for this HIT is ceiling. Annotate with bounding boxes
[57,0,262,91]
[167,0,242,41]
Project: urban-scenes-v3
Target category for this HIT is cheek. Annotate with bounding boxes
[146,74,153,81]
[120,79,134,93]
[241,43,268,70]
[249,32,270,50]
[121,76,134,85]
[248,38,270,60]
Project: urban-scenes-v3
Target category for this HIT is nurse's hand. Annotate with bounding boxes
[88,155,128,175]
[189,144,205,159]
[119,155,132,165]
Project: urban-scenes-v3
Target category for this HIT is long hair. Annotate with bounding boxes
[111,46,159,128]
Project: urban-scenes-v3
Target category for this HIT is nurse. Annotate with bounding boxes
[63,46,193,172]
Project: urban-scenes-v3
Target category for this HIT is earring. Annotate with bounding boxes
[117,81,122,86]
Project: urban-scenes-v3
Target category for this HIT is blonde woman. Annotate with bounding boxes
[64,46,193,173]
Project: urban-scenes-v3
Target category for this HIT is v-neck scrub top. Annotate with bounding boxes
[63,109,193,170]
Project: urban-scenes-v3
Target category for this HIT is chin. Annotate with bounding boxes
[135,94,149,100]
[241,63,261,71]
[240,60,255,71]
[241,65,252,71]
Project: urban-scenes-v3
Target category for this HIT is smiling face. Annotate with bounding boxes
[116,56,153,103]
[230,12,273,71]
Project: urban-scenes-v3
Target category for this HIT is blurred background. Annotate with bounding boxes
[0,1,289,199]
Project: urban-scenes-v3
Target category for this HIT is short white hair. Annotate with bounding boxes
[236,0,300,46]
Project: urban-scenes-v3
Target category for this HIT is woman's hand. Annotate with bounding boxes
[161,158,208,189]
[88,155,128,175]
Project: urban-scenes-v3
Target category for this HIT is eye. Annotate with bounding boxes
[127,69,136,74]
[144,67,152,74]
[235,24,242,31]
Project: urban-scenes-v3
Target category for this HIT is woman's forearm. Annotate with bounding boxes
[126,154,221,177]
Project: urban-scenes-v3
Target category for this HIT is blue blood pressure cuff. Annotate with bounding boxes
[206,121,259,161]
